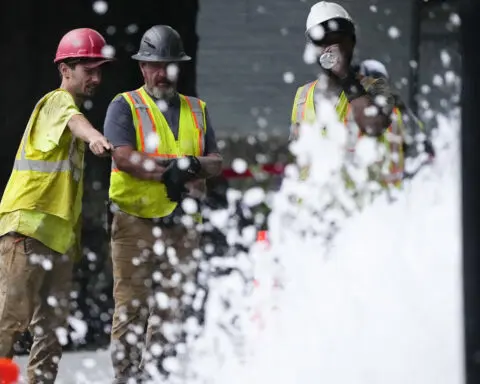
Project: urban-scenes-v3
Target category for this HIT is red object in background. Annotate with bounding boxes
[221,163,286,179]
[256,230,269,243]
[0,358,19,384]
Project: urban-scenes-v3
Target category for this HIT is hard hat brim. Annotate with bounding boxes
[131,53,192,62]
[82,58,115,69]
[53,54,115,64]
[306,17,355,43]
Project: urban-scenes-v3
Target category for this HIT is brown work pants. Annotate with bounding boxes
[0,234,72,384]
[110,211,199,383]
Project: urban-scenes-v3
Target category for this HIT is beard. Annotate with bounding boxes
[150,85,176,100]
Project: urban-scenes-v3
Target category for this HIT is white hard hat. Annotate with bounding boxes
[306,1,353,33]
[359,59,389,78]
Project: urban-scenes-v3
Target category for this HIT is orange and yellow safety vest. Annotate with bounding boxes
[109,87,206,218]
[291,79,404,187]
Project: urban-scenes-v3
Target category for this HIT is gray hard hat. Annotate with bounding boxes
[132,25,191,62]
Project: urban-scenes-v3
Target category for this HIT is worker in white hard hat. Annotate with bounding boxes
[291,1,405,187]
[357,58,436,164]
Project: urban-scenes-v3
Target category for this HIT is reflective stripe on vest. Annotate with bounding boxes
[13,127,81,180]
[184,95,205,155]
[111,91,205,171]
[295,81,317,124]
[293,80,405,185]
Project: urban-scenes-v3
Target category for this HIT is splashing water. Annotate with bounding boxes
[182,95,463,384]
[16,89,463,384]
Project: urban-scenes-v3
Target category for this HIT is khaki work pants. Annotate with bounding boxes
[0,234,73,384]
[110,211,199,383]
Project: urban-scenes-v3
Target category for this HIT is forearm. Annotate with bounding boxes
[350,96,390,137]
[340,72,393,137]
[196,154,223,178]
[68,114,105,142]
[114,149,165,181]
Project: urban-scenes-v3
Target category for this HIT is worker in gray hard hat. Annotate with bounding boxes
[104,25,222,382]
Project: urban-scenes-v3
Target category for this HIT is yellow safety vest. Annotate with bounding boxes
[0,90,85,239]
[291,80,404,187]
[109,87,206,219]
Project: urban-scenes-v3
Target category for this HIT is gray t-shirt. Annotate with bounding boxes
[104,91,219,154]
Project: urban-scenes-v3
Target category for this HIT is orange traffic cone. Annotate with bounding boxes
[0,358,19,384]
[256,230,268,243]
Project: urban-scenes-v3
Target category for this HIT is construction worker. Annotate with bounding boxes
[0,28,113,383]
[358,58,436,163]
[291,1,403,187]
[104,25,222,382]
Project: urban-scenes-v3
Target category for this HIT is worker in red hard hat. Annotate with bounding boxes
[0,28,113,383]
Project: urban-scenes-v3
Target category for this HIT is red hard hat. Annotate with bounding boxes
[54,28,113,65]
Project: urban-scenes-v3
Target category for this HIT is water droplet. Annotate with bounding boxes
[145,133,159,152]
[167,63,179,82]
[449,13,461,26]
[150,343,163,356]
[42,259,53,271]
[182,198,198,214]
[155,292,170,309]
[388,26,401,39]
[83,100,93,110]
[303,43,318,65]
[257,117,268,129]
[125,332,138,345]
[243,187,266,207]
[153,240,165,256]
[55,327,69,346]
[143,159,156,171]
[47,296,58,307]
[152,271,162,282]
[283,72,295,84]
[440,50,451,67]
[101,45,115,59]
[309,25,325,41]
[92,0,108,15]
[232,158,248,174]
[432,75,443,87]
[106,26,116,35]
[126,24,139,34]
[152,226,162,238]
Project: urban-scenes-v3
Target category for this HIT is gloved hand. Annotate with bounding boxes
[161,156,202,203]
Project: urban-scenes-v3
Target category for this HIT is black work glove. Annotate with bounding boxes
[161,156,202,203]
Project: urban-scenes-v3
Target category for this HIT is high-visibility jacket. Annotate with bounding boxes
[291,79,404,187]
[0,90,85,252]
[109,87,206,218]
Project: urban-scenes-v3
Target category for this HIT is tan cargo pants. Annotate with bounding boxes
[0,234,73,384]
[110,211,199,383]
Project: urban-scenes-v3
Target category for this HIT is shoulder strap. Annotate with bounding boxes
[293,81,317,124]
[122,90,156,153]
[182,95,206,155]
